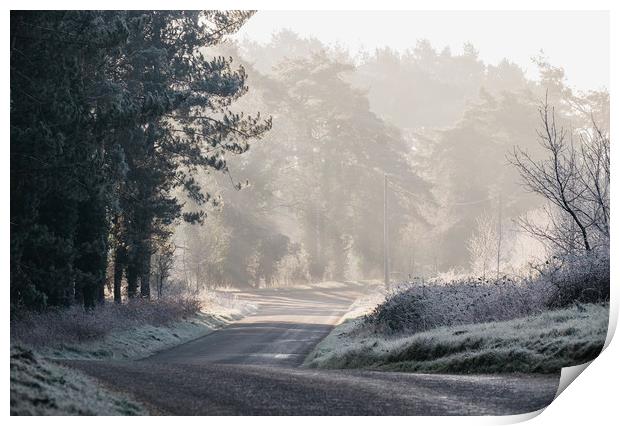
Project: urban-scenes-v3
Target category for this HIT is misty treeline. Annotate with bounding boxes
[11,15,610,310]
[173,30,609,290]
[10,11,271,310]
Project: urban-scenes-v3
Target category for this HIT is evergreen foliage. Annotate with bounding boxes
[10,11,270,310]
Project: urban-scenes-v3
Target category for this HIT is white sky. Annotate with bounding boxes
[234,11,609,92]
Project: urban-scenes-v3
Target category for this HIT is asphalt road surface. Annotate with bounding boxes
[66,282,560,415]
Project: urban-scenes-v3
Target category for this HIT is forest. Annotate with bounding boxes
[11,11,272,309]
[11,11,609,305]
[173,31,609,291]
[9,9,611,417]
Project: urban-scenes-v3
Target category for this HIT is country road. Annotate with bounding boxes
[65,282,560,415]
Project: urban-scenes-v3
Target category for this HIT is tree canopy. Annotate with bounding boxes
[11,11,271,309]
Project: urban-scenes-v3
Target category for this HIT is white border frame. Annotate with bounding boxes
[3,2,616,424]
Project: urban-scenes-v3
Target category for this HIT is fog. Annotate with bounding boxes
[168,19,609,290]
[234,11,610,91]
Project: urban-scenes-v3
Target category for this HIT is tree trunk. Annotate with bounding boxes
[127,261,138,298]
[113,245,124,303]
[74,194,108,308]
[83,283,96,309]
[74,281,84,306]
[139,210,153,298]
[140,245,151,298]
[113,263,123,303]
[97,281,105,304]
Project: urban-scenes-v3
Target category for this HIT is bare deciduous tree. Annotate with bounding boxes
[467,210,497,278]
[578,121,610,238]
[510,97,610,253]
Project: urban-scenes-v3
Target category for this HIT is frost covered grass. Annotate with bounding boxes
[10,291,254,415]
[340,284,386,321]
[11,291,253,360]
[12,297,201,347]
[306,250,609,374]
[10,345,146,415]
[34,310,236,360]
[305,303,608,374]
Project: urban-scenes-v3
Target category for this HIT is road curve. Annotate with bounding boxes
[65,282,560,415]
[146,282,366,367]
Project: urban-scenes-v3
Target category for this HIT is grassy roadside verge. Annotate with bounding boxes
[11,346,146,415]
[304,303,608,374]
[11,293,255,415]
[35,307,248,361]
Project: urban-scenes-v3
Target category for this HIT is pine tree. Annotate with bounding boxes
[10,11,132,309]
[111,11,271,299]
[11,10,270,309]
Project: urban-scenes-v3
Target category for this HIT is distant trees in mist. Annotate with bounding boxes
[11,17,610,304]
[467,210,500,279]
[173,31,609,288]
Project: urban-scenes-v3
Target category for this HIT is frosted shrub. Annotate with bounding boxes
[367,278,545,334]
[366,248,609,335]
[533,246,609,308]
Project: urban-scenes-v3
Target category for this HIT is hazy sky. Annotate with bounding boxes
[234,11,609,91]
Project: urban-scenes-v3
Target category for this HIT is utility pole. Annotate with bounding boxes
[384,174,389,288]
[496,193,502,280]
